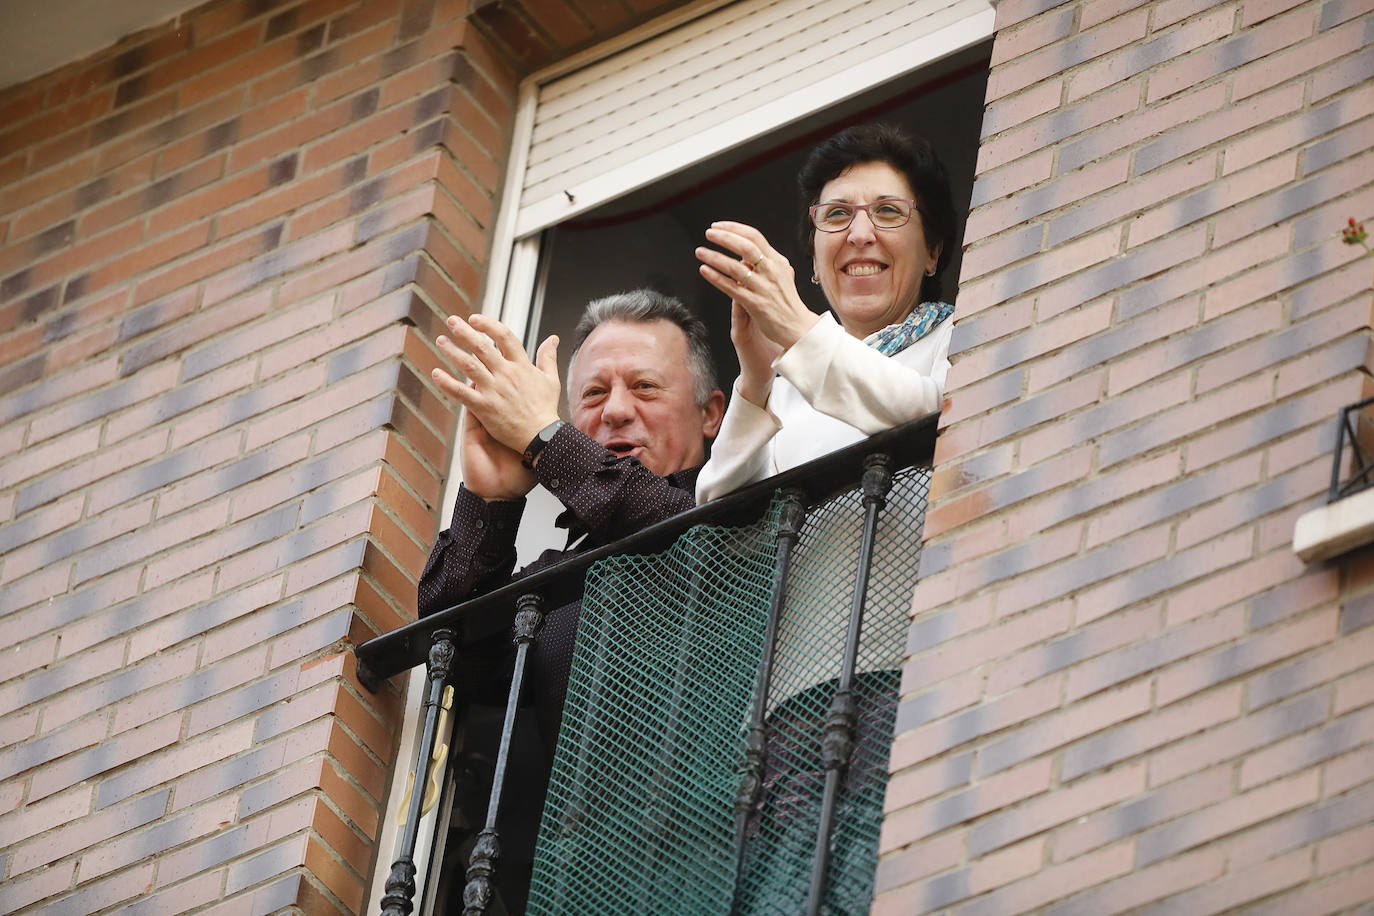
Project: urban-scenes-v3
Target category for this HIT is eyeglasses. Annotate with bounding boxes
[808,198,920,233]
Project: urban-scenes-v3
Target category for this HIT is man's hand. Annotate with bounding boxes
[432,313,562,450]
[457,408,535,501]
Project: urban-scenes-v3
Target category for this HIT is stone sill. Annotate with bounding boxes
[1294,486,1374,563]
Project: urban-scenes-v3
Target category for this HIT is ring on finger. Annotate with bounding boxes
[737,265,754,288]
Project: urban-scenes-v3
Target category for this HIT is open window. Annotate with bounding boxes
[366,0,994,911]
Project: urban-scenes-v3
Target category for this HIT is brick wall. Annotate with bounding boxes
[7,0,1372,911]
[0,0,521,911]
[876,0,1374,912]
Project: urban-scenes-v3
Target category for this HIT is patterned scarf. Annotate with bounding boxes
[862,301,955,355]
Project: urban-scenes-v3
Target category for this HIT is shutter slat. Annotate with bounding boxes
[516,0,992,237]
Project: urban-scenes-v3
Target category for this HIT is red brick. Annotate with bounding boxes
[1057,83,1227,175]
[0,151,97,216]
[1,495,154,587]
[0,425,99,494]
[1063,684,1243,784]
[872,831,966,902]
[1150,844,1317,913]
[1138,770,1319,866]
[225,91,355,176]
[1227,82,1374,175]
[114,647,270,736]
[9,786,172,874]
[301,833,365,913]
[876,836,1045,913]
[351,570,409,637]
[988,603,1160,696]
[879,756,1053,854]
[166,364,320,452]
[1159,598,1330,697]
[1254,861,1374,914]
[1147,8,1313,104]
[986,9,1149,103]
[0,860,77,913]
[1073,7,1235,103]
[970,761,1146,857]
[1185,375,1368,471]
[956,840,1134,915]
[955,227,1122,316]
[1237,9,1367,101]
[0,784,94,848]
[1085,451,1260,549]
[156,795,314,889]
[900,599,1070,695]
[966,149,1054,213]
[1027,369,1191,465]
[978,679,1153,777]
[360,533,420,609]
[1051,844,1224,914]
[44,642,200,735]
[266,607,368,671]
[1001,523,1173,621]
[323,717,389,800]
[1292,260,1374,327]
[1240,703,1374,790]
[1335,663,1374,717]
[1134,82,1306,176]
[1053,765,1231,863]
[1026,297,1197,395]
[989,6,1074,66]
[1196,298,1360,394]
[285,538,369,597]
[1178,458,1327,551]
[1317,823,1374,875]
[1312,35,1374,101]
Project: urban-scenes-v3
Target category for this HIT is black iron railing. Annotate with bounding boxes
[1328,395,1374,503]
[355,412,938,916]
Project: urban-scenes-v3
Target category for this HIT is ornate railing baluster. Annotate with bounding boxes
[805,453,892,916]
[380,628,456,916]
[462,592,545,915]
[732,488,808,902]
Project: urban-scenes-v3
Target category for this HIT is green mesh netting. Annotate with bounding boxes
[528,469,929,915]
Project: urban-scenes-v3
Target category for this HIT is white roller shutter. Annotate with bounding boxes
[511,0,994,238]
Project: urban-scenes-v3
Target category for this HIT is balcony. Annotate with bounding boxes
[355,413,938,915]
[1294,396,1374,563]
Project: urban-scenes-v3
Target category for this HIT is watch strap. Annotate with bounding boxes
[521,419,565,469]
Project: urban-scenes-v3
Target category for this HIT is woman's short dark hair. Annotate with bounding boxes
[797,123,957,303]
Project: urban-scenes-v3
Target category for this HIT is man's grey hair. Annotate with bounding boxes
[567,289,718,407]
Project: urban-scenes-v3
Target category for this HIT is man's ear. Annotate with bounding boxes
[701,389,726,439]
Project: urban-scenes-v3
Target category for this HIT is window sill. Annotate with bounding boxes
[1293,486,1374,563]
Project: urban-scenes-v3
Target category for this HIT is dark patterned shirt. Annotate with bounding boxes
[417,423,700,743]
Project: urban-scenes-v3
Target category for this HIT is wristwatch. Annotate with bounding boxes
[521,419,565,469]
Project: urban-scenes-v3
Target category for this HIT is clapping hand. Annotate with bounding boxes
[696,221,820,406]
[432,313,561,501]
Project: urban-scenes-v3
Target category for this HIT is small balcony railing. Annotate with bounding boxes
[355,412,938,916]
[1328,394,1374,502]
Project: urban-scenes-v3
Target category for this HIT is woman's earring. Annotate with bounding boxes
[810,273,820,285]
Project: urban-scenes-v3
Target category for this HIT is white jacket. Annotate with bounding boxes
[696,310,953,503]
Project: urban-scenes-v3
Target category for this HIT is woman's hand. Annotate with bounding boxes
[730,301,782,408]
[696,221,820,352]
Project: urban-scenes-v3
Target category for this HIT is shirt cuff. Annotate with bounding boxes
[532,423,607,497]
[453,484,524,558]
[775,311,842,389]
